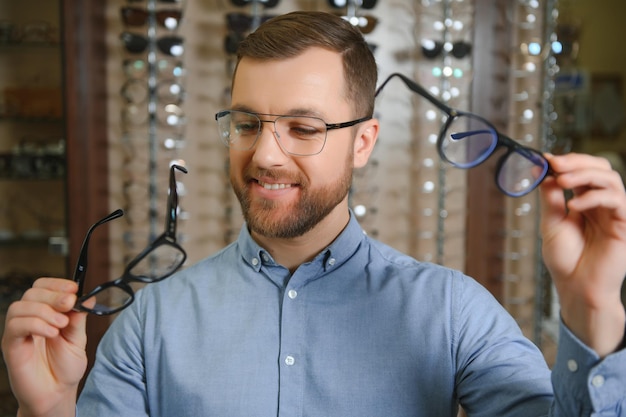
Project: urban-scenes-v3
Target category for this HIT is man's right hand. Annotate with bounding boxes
[1,277,89,417]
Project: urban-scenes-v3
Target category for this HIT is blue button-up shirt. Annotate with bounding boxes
[78,214,626,416]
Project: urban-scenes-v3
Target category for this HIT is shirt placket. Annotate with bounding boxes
[277,274,307,417]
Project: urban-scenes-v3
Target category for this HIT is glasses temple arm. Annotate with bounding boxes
[375,72,454,115]
[72,209,124,294]
[165,164,188,239]
[450,129,494,140]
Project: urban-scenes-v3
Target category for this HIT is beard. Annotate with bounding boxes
[231,156,353,239]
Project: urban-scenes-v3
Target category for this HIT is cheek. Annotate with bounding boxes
[228,151,250,177]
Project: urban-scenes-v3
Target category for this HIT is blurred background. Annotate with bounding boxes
[1,0,625,414]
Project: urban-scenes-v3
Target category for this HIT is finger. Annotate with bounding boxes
[32,277,79,293]
[566,188,626,218]
[547,152,613,174]
[61,310,90,348]
[4,316,64,341]
[21,286,77,313]
[554,167,625,195]
[5,300,71,337]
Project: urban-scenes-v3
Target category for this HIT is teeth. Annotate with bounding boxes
[259,181,292,190]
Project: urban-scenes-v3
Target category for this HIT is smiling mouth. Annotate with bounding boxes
[257,180,294,190]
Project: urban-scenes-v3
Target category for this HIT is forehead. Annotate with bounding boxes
[231,47,350,117]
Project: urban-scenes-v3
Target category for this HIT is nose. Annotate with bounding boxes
[251,120,290,167]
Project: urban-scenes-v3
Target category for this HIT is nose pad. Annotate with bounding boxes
[252,122,289,164]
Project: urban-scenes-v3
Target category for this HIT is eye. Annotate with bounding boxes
[284,117,325,139]
[234,121,259,135]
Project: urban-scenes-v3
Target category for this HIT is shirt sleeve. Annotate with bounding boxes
[76,301,150,417]
[550,320,626,416]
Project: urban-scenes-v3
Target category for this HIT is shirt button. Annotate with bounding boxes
[251,257,259,266]
[591,375,605,387]
[328,258,336,266]
[285,355,295,366]
[567,359,578,372]
[288,289,298,299]
[261,253,270,262]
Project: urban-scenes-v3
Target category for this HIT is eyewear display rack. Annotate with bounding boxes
[414,0,473,272]
[118,0,186,271]
[504,0,560,357]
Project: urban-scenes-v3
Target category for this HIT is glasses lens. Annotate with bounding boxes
[421,40,443,59]
[451,41,472,59]
[129,243,185,280]
[79,284,134,315]
[121,32,148,54]
[157,103,185,127]
[440,114,497,168]
[156,10,182,30]
[227,12,252,32]
[121,7,148,26]
[121,79,148,103]
[217,111,260,150]
[122,102,149,126]
[123,59,148,79]
[157,36,184,57]
[497,149,549,196]
[157,80,185,103]
[274,116,327,155]
[156,59,185,78]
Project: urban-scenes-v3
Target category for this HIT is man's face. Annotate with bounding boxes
[228,47,357,239]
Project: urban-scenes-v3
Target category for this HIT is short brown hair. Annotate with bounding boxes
[235,11,377,118]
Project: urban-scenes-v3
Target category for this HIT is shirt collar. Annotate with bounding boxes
[236,210,367,273]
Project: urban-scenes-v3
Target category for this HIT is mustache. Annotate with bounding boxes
[244,167,306,186]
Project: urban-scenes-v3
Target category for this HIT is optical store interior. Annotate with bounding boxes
[1,0,626,413]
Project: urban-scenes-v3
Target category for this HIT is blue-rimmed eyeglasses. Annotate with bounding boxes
[215,110,372,156]
[375,72,550,197]
[72,164,188,315]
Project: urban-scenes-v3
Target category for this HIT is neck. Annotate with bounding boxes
[251,205,350,273]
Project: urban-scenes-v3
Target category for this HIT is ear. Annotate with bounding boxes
[353,118,379,169]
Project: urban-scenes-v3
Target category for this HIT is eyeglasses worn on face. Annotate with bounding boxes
[72,164,188,315]
[215,110,372,156]
[375,72,551,197]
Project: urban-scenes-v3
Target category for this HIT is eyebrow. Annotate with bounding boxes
[229,104,326,119]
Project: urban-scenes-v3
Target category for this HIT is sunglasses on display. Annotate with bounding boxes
[375,72,550,197]
[121,7,183,30]
[421,40,472,59]
[72,164,188,316]
[341,14,378,34]
[123,58,185,79]
[120,78,185,104]
[121,31,184,57]
[226,12,276,33]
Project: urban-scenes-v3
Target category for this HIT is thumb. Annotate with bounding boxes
[61,309,89,350]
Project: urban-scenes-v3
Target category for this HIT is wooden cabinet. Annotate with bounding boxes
[0,0,109,413]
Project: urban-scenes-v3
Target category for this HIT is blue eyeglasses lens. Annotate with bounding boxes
[497,149,548,197]
[441,114,498,168]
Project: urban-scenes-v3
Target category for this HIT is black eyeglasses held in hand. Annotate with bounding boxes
[72,164,188,315]
[375,72,550,197]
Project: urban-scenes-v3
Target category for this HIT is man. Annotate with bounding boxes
[3,11,626,417]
